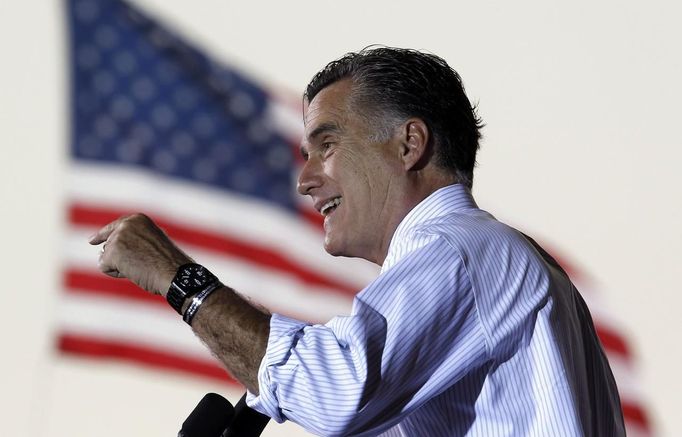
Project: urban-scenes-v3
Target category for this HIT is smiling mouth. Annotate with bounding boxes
[320,197,342,216]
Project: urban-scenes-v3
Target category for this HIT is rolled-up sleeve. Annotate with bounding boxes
[247,313,310,422]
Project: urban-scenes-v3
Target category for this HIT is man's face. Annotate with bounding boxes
[298,80,404,263]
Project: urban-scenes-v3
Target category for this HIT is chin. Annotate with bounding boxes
[323,242,344,257]
[323,235,350,258]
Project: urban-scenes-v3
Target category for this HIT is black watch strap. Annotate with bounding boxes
[166,263,220,314]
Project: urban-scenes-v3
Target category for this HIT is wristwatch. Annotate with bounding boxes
[166,263,220,314]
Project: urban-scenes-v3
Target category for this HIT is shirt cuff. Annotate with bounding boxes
[246,313,309,423]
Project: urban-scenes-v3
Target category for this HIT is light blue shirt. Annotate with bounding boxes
[248,184,625,436]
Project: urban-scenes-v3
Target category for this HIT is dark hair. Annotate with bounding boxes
[304,46,483,188]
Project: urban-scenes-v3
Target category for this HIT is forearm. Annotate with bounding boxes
[189,285,271,393]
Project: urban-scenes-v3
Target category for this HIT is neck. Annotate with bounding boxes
[371,170,458,265]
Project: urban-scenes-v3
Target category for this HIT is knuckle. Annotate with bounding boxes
[129,213,153,226]
[117,220,129,232]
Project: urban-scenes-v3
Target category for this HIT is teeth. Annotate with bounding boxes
[320,197,341,216]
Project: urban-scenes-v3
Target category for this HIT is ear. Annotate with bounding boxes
[398,118,431,171]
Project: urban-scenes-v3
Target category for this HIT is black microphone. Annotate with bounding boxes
[179,393,235,437]
[222,393,271,437]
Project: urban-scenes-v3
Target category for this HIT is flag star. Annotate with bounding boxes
[113,51,137,75]
[227,91,256,119]
[94,115,117,140]
[116,139,144,163]
[131,123,154,146]
[173,86,199,110]
[156,60,180,84]
[209,142,235,165]
[151,150,177,173]
[247,119,272,144]
[131,76,156,101]
[74,0,99,23]
[93,70,116,95]
[191,113,216,138]
[110,95,135,121]
[151,104,176,130]
[135,37,156,60]
[95,25,119,49]
[170,131,196,156]
[266,145,293,171]
[231,168,256,192]
[192,159,218,182]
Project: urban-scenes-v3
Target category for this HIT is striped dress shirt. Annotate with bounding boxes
[248,184,625,436]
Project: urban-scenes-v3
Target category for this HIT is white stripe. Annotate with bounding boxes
[574,282,629,335]
[266,98,303,142]
[608,356,645,403]
[58,292,211,357]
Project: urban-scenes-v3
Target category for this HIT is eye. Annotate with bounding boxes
[321,142,333,154]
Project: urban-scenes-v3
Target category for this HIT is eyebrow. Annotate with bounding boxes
[306,121,342,143]
[300,121,343,159]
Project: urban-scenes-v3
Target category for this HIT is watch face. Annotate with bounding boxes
[167,263,218,314]
[177,265,208,291]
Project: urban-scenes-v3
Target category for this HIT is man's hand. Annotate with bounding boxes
[89,213,192,296]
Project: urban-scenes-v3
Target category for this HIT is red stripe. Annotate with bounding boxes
[595,323,631,361]
[622,400,651,430]
[57,332,241,386]
[64,269,167,307]
[69,203,357,296]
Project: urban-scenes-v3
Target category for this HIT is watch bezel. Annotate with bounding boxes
[166,263,219,314]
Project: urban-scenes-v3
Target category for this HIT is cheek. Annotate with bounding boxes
[324,152,364,186]
[326,147,394,209]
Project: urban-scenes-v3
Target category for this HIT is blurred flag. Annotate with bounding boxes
[59,0,652,435]
[60,0,376,382]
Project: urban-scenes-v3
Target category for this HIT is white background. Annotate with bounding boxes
[1,0,680,435]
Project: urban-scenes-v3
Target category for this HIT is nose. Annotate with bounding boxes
[297,158,323,195]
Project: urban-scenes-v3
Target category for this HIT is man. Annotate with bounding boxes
[90,47,625,436]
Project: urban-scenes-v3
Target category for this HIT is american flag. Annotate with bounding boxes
[59,0,653,435]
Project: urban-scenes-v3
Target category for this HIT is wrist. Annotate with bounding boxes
[159,255,194,297]
[182,283,222,325]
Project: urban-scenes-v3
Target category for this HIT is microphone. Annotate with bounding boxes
[179,393,235,437]
[222,393,271,437]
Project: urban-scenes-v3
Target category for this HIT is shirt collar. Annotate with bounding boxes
[382,184,478,270]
